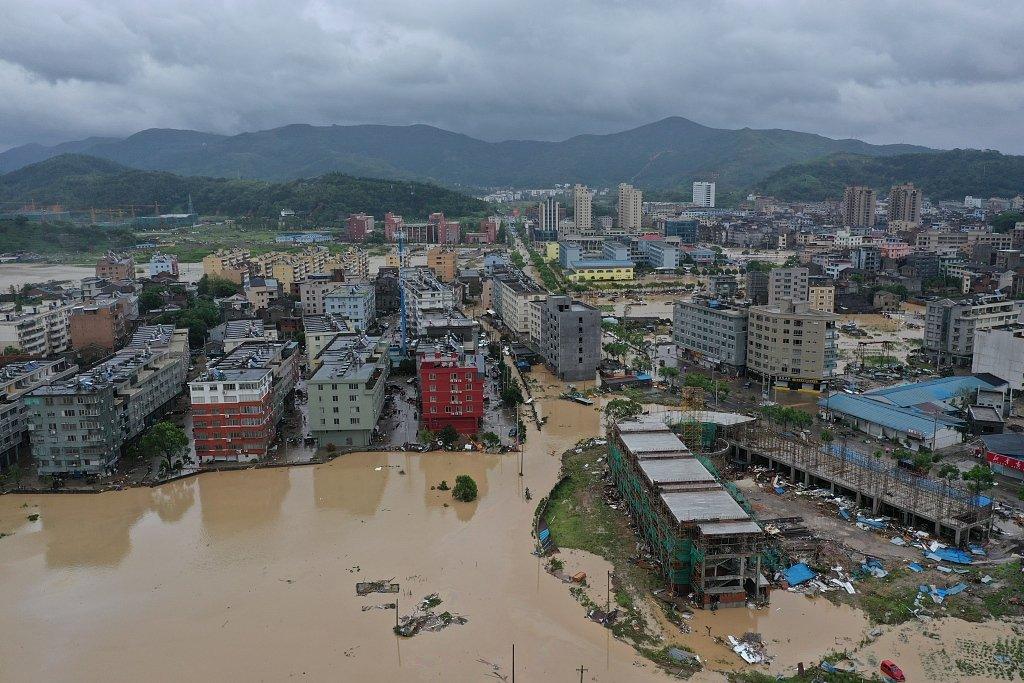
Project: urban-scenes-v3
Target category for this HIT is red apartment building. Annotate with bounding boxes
[417,348,484,434]
[189,342,300,463]
[430,212,461,245]
[347,213,374,241]
[384,212,403,240]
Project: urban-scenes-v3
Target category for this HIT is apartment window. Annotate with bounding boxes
[334,419,340,425]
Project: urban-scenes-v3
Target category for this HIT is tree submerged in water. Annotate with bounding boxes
[452,475,478,502]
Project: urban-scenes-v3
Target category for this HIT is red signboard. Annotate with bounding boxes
[986,451,1024,472]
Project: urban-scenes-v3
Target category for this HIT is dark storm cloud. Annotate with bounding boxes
[2,0,1023,152]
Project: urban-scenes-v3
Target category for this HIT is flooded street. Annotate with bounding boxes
[0,399,679,682]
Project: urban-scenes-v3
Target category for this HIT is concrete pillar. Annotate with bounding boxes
[954,527,961,547]
[871,496,881,514]
[754,555,762,598]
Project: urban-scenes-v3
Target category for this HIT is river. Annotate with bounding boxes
[0,262,204,290]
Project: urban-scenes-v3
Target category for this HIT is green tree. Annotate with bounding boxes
[501,385,524,407]
[140,421,191,475]
[418,428,436,444]
[991,210,1024,233]
[962,464,995,496]
[480,431,500,448]
[452,474,478,502]
[661,366,680,387]
[197,274,242,298]
[438,425,460,448]
[938,463,960,481]
[605,397,643,421]
[139,287,165,313]
[820,429,834,445]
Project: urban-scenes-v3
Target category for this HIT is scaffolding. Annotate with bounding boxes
[729,421,992,545]
[608,424,769,607]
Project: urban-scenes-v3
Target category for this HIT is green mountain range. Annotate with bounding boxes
[0,154,488,220]
[755,149,1024,201]
[0,117,928,191]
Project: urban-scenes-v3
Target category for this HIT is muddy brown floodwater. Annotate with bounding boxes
[0,399,680,682]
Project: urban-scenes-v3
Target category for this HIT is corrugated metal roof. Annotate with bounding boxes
[820,393,962,434]
[865,375,1003,408]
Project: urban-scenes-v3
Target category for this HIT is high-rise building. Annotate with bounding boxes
[69,296,133,352]
[573,184,593,231]
[383,212,404,241]
[324,283,376,331]
[746,271,769,305]
[767,267,809,305]
[888,183,922,227]
[693,182,716,208]
[925,294,1024,366]
[95,253,134,280]
[540,296,601,382]
[841,186,876,228]
[536,197,561,240]
[617,183,643,231]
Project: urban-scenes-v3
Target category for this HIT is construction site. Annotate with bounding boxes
[727,422,993,546]
[607,416,771,608]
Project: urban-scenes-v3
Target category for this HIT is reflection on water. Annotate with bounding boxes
[150,479,196,523]
[314,455,390,516]
[198,468,291,538]
[39,492,150,568]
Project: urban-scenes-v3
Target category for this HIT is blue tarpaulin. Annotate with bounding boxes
[839,509,851,521]
[926,547,974,565]
[856,514,887,530]
[907,562,924,573]
[783,563,816,586]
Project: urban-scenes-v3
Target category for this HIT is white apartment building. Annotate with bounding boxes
[0,300,71,356]
[324,283,376,331]
[693,181,716,208]
[573,184,593,232]
[617,183,643,231]
[767,267,809,306]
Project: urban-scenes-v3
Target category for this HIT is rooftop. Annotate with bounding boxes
[661,488,752,525]
[865,375,1005,408]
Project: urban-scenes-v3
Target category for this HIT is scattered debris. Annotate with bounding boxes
[727,633,769,664]
[356,580,400,595]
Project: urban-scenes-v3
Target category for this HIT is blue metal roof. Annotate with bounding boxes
[819,393,963,435]
[864,375,1004,408]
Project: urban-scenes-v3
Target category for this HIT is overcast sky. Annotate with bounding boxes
[2,0,1023,152]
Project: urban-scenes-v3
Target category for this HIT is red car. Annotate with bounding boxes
[881,659,906,682]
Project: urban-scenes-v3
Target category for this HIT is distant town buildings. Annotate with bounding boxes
[347,213,374,241]
[148,253,179,279]
[924,294,1024,366]
[324,283,376,332]
[69,296,133,352]
[426,247,457,282]
[96,253,134,280]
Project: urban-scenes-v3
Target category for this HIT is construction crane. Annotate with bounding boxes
[397,226,409,356]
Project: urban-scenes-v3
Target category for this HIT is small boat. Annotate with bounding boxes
[880,659,906,682]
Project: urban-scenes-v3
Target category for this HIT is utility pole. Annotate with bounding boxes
[577,664,588,682]
[395,594,399,630]
[606,570,611,612]
[512,643,515,683]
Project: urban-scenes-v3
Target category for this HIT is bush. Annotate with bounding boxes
[452,474,478,502]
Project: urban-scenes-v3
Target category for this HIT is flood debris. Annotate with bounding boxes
[394,594,467,637]
[356,580,400,596]
[727,632,770,664]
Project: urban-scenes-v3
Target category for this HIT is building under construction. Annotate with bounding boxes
[727,422,992,545]
[609,419,769,608]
